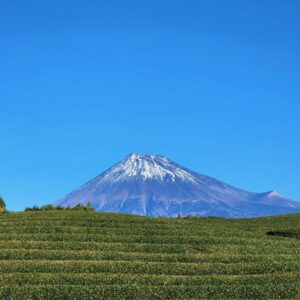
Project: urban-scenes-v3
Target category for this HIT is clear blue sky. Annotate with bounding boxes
[1,0,300,211]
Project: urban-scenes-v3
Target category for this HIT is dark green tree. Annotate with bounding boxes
[85,201,94,211]
[41,205,55,211]
[74,203,84,210]
[0,195,6,213]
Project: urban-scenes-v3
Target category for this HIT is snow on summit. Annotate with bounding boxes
[100,153,198,183]
[54,153,300,218]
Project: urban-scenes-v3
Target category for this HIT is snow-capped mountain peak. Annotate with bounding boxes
[266,191,280,198]
[100,153,198,183]
[54,153,300,218]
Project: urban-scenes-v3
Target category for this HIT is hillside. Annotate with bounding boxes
[0,211,299,299]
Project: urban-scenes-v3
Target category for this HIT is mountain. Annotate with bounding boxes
[54,153,300,218]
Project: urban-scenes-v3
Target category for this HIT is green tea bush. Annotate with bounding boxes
[0,210,299,299]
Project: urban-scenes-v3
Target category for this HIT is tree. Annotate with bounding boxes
[41,205,55,211]
[0,195,6,213]
[74,203,84,210]
[24,205,40,211]
[85,201,94,211]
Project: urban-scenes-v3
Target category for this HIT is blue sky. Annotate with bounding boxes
[1,0,300,211]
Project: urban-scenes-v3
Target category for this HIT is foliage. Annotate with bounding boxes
[25,202,95,212]
[0,196,6,213]
[0,210,299,299]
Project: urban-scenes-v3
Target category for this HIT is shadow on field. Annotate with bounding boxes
[266,231,300,240]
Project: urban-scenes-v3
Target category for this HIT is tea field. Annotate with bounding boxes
[0,211,299,299]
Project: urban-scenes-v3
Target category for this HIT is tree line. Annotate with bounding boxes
[25,202,95,212]
[0,196,95,213]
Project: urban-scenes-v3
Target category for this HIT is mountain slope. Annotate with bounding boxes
[54,154,300,217]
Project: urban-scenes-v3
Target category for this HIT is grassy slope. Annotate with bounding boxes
[0,211,299,299]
